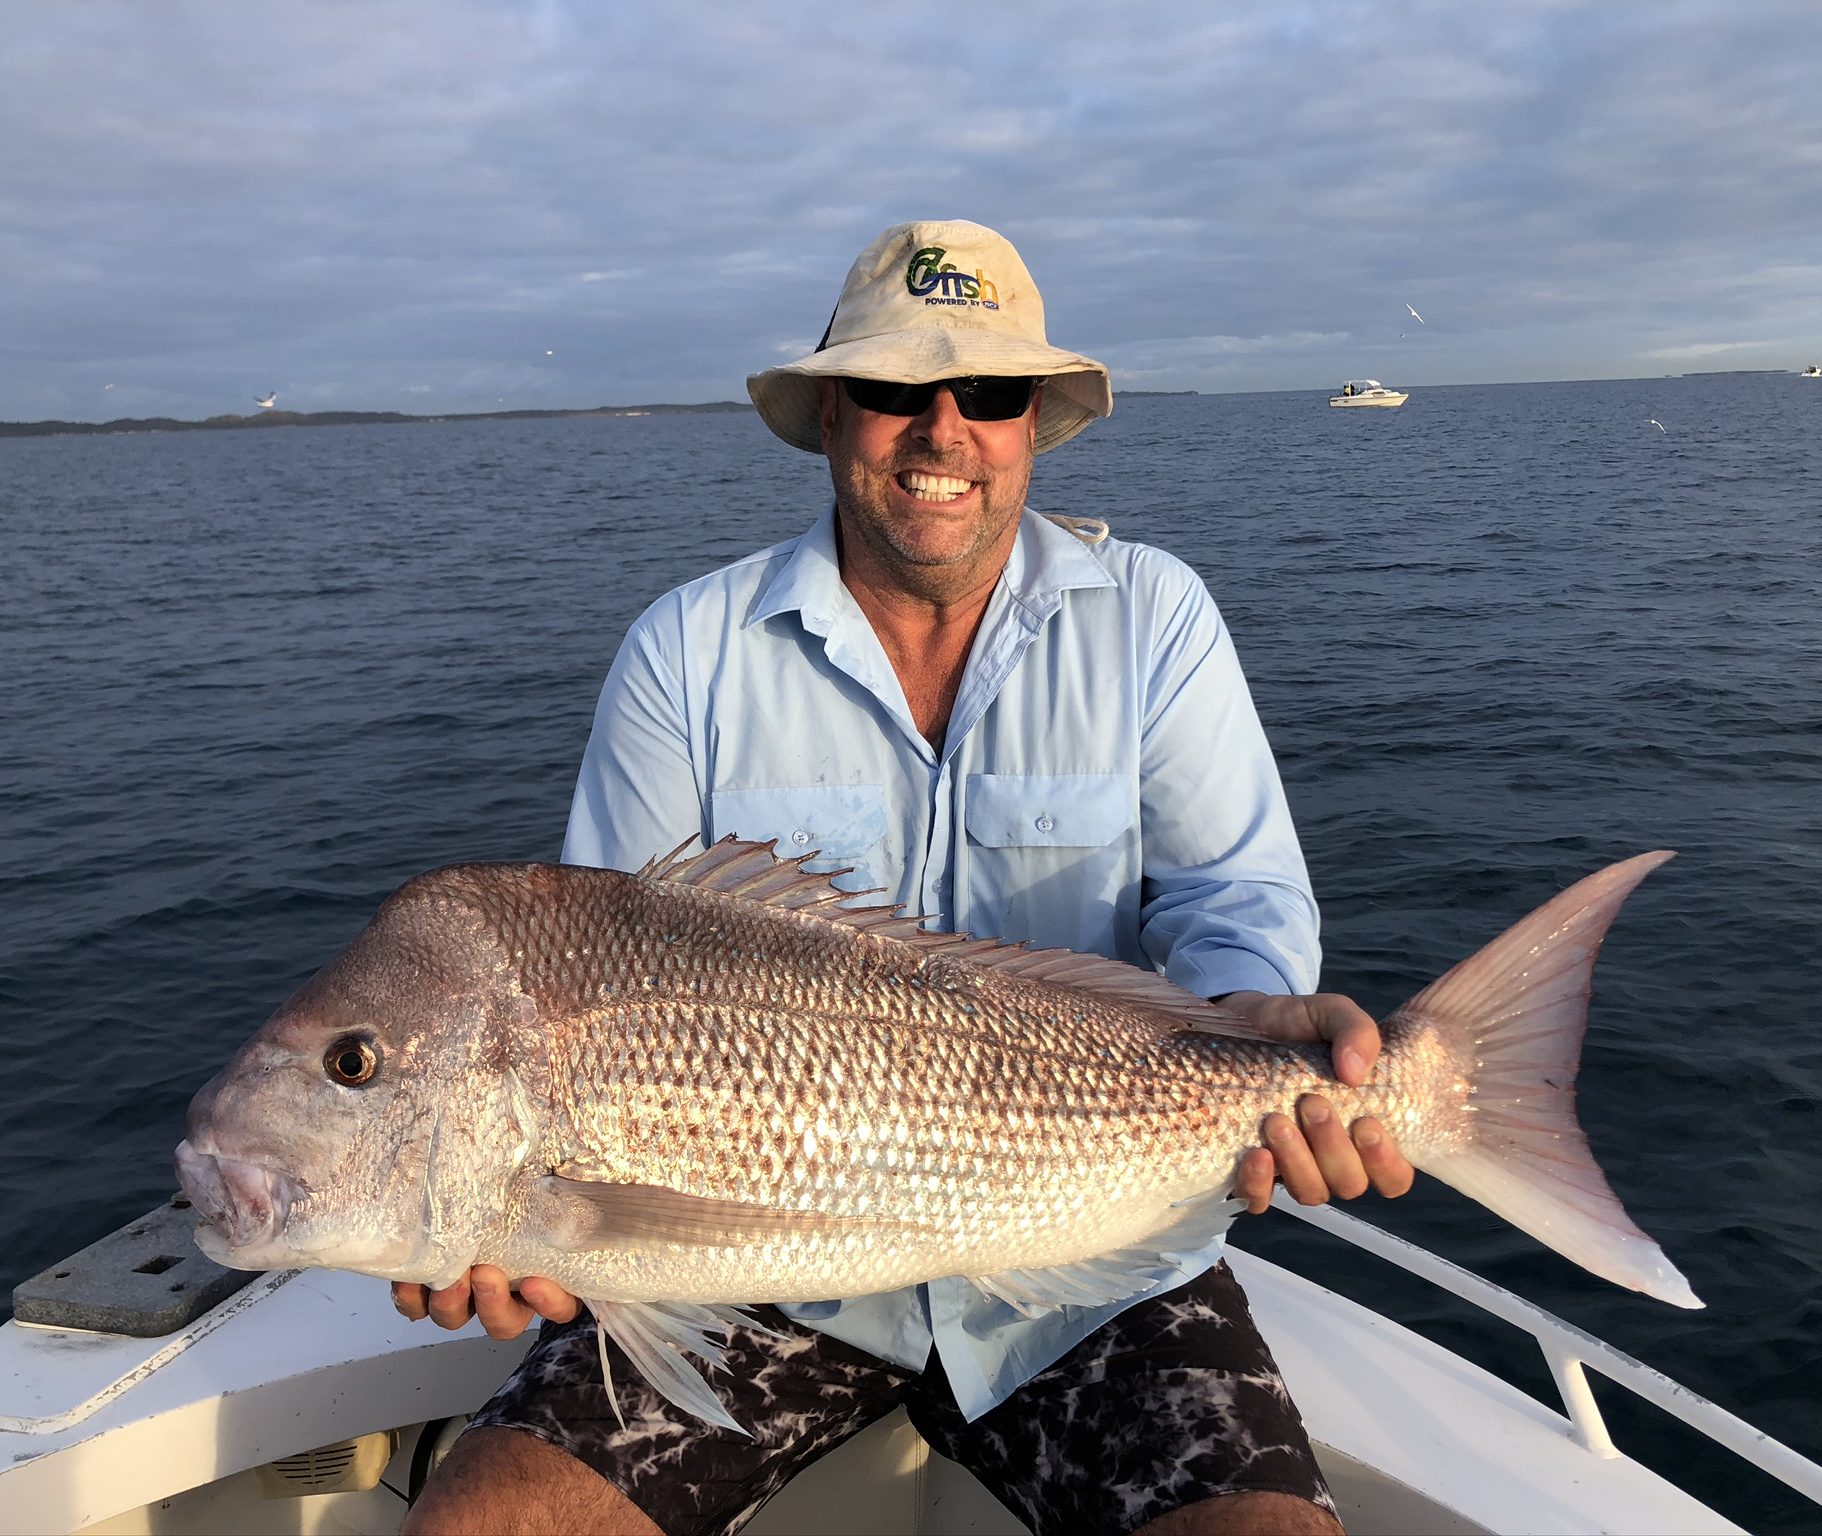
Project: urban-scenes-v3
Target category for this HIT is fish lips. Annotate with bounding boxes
[174,1138,299,1263]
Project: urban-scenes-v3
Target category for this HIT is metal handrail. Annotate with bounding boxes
[1264,1193,1822,1505]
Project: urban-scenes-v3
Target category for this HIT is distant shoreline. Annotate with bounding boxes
[0,402,753,440]
[4,391,1219,439]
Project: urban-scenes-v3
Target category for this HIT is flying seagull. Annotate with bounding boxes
[1648,419,1666,433]
[256,392,278,409]
[1405,303,1425,325]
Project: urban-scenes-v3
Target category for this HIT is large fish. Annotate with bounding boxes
[176,839,1699,1432]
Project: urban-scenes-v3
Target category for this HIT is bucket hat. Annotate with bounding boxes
[747,219,1113,455]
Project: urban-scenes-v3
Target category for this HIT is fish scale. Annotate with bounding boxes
[177,838,1701,1432]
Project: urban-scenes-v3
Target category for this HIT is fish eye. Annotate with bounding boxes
[324,1034,381,1087]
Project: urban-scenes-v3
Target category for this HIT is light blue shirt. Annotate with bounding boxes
[562,505,1319,1420]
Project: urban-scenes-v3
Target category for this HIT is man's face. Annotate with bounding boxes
[818,377,1040,593]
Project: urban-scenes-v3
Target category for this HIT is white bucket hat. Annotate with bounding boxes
[747,219,1113,455]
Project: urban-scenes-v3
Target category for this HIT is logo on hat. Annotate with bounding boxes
[905,246,1000,310]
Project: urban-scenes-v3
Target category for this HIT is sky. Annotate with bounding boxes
[3,0,1820,422]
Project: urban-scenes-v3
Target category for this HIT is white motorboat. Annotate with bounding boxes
[1801,365,1820,377]
[4,1193,1818,1536]
[1330,379,1408,408]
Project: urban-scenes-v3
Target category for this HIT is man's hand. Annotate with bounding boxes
[1217,990,1416,1215]
[391,1267,581,1340]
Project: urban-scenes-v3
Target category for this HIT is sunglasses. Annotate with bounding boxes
[841,375,1040,422]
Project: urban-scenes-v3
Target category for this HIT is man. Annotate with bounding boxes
[399,220,1412,1536]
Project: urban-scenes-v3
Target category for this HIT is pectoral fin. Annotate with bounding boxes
[537,1173,928,1251]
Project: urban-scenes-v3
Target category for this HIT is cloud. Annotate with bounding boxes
[2,0,1820,418]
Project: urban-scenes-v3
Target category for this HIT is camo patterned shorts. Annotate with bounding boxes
[465,1261,1334,1536]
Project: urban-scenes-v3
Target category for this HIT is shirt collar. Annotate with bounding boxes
[1001,505,1118,630]
[749,504,1115,634]
[749,504,847,632]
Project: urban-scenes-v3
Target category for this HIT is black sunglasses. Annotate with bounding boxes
[841,375,1040,422]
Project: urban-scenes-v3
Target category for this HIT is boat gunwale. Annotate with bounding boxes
[1261,1193,1822,1508]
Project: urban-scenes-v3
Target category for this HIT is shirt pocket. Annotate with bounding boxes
[709,783,888,865]
[963,772,1136,849]
[962,773,1139,954]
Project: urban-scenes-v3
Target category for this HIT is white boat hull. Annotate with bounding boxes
[10,1212,1809,1536]
[1330,391,1408,407]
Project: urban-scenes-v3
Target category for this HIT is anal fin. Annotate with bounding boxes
[967,1194,1242,1316]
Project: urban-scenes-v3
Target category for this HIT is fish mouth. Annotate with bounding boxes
[174,1138,299,1261]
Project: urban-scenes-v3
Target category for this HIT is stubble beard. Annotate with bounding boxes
[828,449,1032,595]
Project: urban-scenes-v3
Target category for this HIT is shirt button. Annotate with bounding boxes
[1034,814,1054,833]
[790,829,812,846]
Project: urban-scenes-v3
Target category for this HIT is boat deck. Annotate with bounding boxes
[10,1199,1808,1535]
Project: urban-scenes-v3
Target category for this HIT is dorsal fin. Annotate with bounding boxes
[638,835,905,922]
[639,836,1278,1040]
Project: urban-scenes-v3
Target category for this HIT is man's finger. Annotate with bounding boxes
[1298,1095,1369,1200]
[520,1276,583,1325]
[425,1273,476,1331]
[1263,1111,1329,1205]
[1234,1146,1278,1216]
[470,1265,537,1341]
[392,1281,429,1321]
[1316,998,1381,1087]
[1352,1118,1416,1198]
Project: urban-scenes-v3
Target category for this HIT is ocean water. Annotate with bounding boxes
[1,376,1817,1531]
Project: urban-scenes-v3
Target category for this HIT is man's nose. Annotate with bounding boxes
[910,383,969,449]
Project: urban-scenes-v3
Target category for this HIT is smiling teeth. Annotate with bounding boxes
[900,471,973,503]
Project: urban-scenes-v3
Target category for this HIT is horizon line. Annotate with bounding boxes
[3,368,1803,436]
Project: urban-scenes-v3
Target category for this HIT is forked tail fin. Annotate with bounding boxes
[1397,850,1702,1308]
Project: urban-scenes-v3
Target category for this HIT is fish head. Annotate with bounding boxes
[176,867,547,1284]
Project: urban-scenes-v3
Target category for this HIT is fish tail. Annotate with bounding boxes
[1394,850,1703,1308]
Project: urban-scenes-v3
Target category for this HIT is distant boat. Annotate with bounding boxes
[1330,379,1408,408]
[1802,366,1820,378]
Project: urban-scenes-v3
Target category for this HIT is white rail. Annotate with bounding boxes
[1266,1193,1822,1506]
